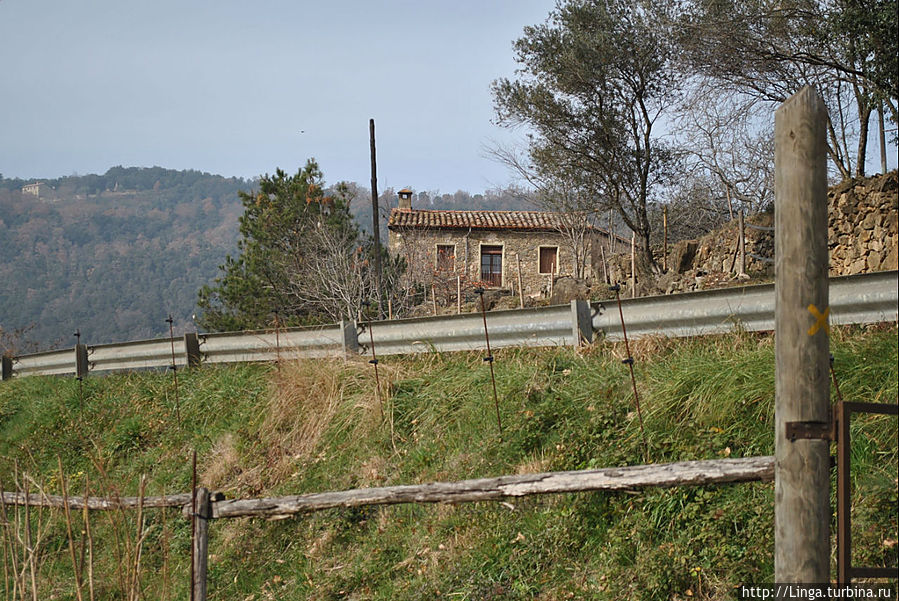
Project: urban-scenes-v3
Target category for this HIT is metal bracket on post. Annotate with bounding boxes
[786,407,835,441]
[785,420,834,441]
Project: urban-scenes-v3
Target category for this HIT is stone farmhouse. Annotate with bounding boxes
[387,189,626,297]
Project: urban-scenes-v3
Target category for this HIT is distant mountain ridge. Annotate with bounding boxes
[2,165,252,198]
[1,167,251,350]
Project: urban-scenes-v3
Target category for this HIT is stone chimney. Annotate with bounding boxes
[398,187,413,210]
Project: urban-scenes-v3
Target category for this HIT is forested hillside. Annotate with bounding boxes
[0,167,249,350]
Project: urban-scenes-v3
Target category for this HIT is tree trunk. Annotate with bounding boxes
[825,113,853,181]
[634,233,658,277]
[855,99,872,178]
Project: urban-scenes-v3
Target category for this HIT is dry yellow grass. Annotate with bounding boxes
[201,356,417,493]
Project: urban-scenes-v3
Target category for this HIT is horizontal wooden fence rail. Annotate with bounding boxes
[3,270,896,381]
[0,491,194,510]
[2,456,774,518]
[198,456,775,520]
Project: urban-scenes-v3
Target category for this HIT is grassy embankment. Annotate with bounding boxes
[0,326,896,600]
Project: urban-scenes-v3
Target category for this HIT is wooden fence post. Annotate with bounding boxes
[662,205,668,272]
[1,355,11,381]
[737,208,747,277]
[516,255,524,308]
[774,86,830,583]
[630,233,636,299]
[192,488,211,601]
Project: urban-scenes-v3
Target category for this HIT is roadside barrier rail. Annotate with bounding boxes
[3,270,896,380]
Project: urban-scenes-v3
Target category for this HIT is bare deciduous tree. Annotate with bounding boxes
[283,222,375,323]
[673,0,897,179]
[652,175,733,243]
[674,83,775,217]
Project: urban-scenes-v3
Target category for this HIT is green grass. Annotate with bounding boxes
[0,326,896,600]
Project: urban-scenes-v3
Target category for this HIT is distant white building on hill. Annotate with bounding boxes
[21,182,49,198]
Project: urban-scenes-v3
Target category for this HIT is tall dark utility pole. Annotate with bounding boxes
[369,118,383,318]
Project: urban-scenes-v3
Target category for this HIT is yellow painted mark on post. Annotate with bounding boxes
[807,304,830,336]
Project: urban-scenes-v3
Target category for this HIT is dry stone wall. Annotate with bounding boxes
[828,171,898,275]
[600,171,898,296]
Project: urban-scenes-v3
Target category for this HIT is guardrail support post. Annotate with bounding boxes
[570,300,592,346]
[341,320,360,356]
[1,356,12,381]
[184,333,202,368]
[75,344,89,379]
[774,86,830,583]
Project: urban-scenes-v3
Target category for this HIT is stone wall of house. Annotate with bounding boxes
[600,171,897,295]
[388,228,591,296]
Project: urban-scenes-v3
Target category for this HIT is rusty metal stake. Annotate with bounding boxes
[836,399,851,584]
[362,302,384,420]
[475,288,503,439]
[368,323,384,421]
[74,329,84,415]
[274,310,282,373]
[166,316,182,426]
[829,354,844,404]
[831,353,849,584]
[190,450,197,601]
[611,284,648,462]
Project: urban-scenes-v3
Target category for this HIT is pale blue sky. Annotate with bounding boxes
[1,0,556,193]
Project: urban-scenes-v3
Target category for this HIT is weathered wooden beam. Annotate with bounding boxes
[774,85,831,583]
[0,492,193,510]
[204,456,774,519]
[2,457,775,519]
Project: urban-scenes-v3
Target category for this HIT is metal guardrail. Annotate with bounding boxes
[593,270,897,340]
[10,347,77,377]
[363,302,585,355]
[827,271,897,326]
[89,338,180,373]
[4,271,896,380]
[199,323,354,363]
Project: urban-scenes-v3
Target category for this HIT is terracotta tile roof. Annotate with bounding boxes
[388,208,588,231]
